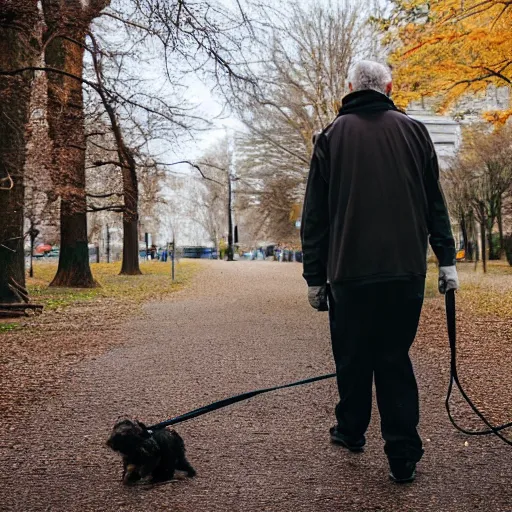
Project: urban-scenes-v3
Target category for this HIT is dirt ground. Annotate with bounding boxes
[0,260,511,512]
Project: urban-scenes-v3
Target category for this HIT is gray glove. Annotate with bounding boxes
[308,285,328,311]
[438,265,459,294]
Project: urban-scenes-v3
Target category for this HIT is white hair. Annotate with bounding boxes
[348,60,392,94]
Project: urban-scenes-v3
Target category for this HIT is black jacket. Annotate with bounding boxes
[301,90,456,287]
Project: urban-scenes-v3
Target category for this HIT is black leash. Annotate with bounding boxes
[444,290,512,445]
[148,290,511,446]
[147,372,336,431]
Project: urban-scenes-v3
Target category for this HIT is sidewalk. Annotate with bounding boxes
[1,261,510,511]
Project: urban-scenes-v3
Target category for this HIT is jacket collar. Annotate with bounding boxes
[338,89,398,116]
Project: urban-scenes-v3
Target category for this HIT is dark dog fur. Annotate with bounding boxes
[106,419,196,485]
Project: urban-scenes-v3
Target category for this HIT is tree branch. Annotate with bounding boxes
[90,160,129,169]
[86,192,124,199]
[156,160,225,186]
[87,204,125,212]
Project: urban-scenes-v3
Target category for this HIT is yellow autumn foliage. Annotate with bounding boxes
[387,1,512,121]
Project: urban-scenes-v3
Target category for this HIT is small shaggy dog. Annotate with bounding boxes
[106,419,196,485]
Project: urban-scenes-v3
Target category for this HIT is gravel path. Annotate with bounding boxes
[1,261,511,511]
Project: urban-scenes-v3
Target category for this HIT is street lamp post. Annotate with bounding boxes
[226,129,237,262]
[106,224,111,263]
[227,172,234,261]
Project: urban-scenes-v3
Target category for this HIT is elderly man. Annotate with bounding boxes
[301,60,458,483]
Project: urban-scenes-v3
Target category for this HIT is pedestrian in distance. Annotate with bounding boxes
[301,60,459,484]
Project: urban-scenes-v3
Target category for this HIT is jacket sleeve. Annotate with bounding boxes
[301,134,330,286]
[424,139,456,267]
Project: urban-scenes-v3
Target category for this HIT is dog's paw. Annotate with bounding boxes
[123,465,141,486]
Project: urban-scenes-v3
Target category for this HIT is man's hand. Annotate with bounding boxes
[308,285,328,311]
[438,266,459,294]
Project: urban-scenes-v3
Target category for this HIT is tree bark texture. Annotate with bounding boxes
[103,101,141,276]
[487,221,496,260]
[480,216,487,274]
[497,195,504,259]
[45,28,95,287]
[104,98,141,276]
[42,0,110,286]
[120,165,141,275]
[0,1,40,303]
[467,211,478,265]
[121,214,140,275]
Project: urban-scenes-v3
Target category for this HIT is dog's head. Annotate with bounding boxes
[106,419,151,454]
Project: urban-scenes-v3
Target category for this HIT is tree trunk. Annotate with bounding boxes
[117,141,140,275]
[468,211,478,266]
[487,218,496,260]
[88,33,141,276]
[480,215,487,273]
[52,203,97,286]
[44,17,96,287]
[121,218,140,274]
[459,211,469,260]
[0,1,40,304]
[120,165,141,275]
[497,195,504,260]
[110,115,141,276]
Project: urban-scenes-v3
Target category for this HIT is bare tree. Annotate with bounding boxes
[84,110,178,265]
[87,33,143,274]
[470,127,512,259]
[190,140,231,256]
[104,0,253,85]
[0,1,41,307]
[84,115,123,259]
[1,0,254,293]
[446,125,512,271]
[233,2,375,242]
[80,0,254,272]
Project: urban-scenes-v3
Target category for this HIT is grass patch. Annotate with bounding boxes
[459,284,512,318]
[27,260,200,310]
[425,264,439,299]
[425,260,512,319]
[0,323,19,333]
[456,261,512,318]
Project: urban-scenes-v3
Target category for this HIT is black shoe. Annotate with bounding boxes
[329,426,365,452]
[389,459,416,483]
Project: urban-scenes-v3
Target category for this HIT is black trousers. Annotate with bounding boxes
[328,279,425,462]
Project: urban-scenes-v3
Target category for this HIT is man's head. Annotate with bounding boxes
[348,60,392,96]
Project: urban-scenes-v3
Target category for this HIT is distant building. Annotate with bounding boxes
[407,85,511,168]
[407,107,461,169]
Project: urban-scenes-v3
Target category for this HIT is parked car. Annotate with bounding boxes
[182,247,217,259]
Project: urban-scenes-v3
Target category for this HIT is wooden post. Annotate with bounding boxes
[171,235,175,281]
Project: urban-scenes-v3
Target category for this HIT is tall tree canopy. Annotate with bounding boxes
[384,0,512,121]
